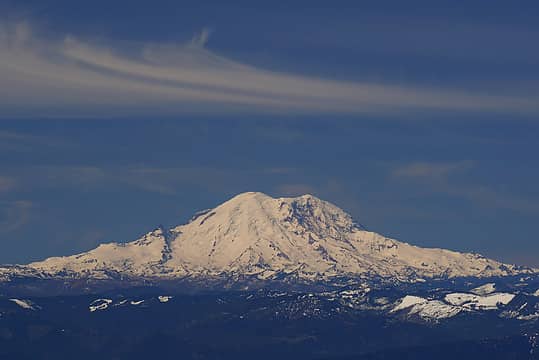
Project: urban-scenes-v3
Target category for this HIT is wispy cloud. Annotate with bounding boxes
[0,175,16,192]
[0,200,33,233]
[275,183,318,197]
[9,165,240,195]
[391,161,473,181]
[389,161,539,215]
[0,130,71,152]
[0,20,537,118]
[445,184,539,215]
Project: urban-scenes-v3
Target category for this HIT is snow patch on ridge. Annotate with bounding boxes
[471,283,497,296]
[9,298,38,310]
[392,291,517,321]
[89,299,112,312]
[392,296,428,312]
[444,293,515,310]
[391,295,462,320]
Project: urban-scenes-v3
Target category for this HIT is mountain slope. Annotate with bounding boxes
[5,192,535,283]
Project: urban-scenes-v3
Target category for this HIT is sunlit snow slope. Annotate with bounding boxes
[17,192,534,282]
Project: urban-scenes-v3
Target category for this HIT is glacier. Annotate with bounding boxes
[0,192,535,287]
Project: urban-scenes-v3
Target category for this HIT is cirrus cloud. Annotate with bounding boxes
[0,200,33,233]
[0,176,16,192]
[0,20,538,118]
[391,161,473,180]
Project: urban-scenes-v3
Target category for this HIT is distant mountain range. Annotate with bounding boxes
[1,192,535,289]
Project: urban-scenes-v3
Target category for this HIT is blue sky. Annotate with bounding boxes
[0,1,538,266]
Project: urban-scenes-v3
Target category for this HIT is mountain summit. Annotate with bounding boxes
[2,192,533,284]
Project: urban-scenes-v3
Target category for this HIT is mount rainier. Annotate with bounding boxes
[0,192,534,287]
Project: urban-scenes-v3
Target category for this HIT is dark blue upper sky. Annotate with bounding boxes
[0,0,538,266]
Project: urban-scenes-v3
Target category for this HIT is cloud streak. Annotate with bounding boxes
[8,165,244,196]
[0,20,538,118]
[389,161,539,215]
[391,161,473,181]
[0,175,16,192]
[0,200,33,233]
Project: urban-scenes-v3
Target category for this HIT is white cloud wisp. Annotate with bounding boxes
[1,21,537,118]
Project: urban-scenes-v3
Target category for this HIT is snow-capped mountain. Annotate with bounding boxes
[1,192,535,284]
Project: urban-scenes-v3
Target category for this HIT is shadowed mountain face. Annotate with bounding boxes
[1,192,533,286]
